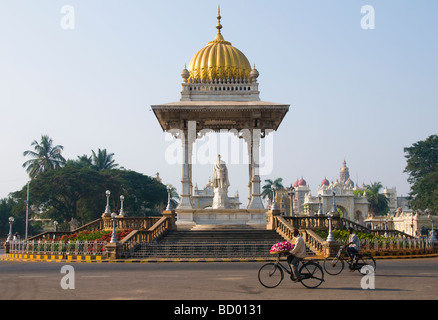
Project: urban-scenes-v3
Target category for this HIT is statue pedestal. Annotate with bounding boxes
[212,188,230,209]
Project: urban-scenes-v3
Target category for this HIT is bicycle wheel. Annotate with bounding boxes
[323,256,344,275]
[299,262,324,289]
[258,263,284,288]
[357,254,376,275]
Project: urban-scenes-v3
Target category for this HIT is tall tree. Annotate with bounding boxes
[12,164,168,230]
[91,148,118,171]
[22,135,66,179]
[365,182,389,216]
[404,135,438,212]
[166,184,180,209]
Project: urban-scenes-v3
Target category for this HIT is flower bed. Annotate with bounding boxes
[56,229,133,242]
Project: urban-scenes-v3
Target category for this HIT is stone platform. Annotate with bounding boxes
[175,208,267,229]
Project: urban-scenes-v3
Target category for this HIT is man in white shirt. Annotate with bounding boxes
[344,227,360,263]
[287,228,306,281]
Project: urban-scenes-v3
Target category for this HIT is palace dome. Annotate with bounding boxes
[321,177,330,186]
[187,10,252,82]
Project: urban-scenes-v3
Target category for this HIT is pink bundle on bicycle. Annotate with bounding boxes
[270,241,292,254]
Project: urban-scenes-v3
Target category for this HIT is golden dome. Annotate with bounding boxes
[187,9,252,82]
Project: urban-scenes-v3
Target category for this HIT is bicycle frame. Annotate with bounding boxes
[274,254,323,281]
[258,253,324,289]
[324,248,376,276]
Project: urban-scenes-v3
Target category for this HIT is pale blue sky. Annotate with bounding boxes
[1,1,437,204]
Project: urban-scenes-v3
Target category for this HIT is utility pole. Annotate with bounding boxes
[25,181,29,239]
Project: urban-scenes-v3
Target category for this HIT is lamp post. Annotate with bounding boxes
[25,181,29,239]
[7,216,14,242]
[326,213,335,242]
[271,187,278,210]
[53,221,58,239]
[119,195,125,217]
[104,190,111,214]
[317,194,323,216]
[429,214,436,241]
[326,192,337,242]
[165,185,173,211]
[287,185,295,217]
[331,191,337,214]
[110,212,118,243]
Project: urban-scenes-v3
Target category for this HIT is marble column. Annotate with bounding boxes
[248,129,264,209]
[177,121,195,209]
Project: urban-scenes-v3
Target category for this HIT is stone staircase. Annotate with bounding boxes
[129,224,316,258]
[130,225,288,258]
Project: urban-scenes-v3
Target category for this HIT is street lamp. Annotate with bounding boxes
[317,194,323,216]
[7,216,14,242]
[165,185,173,211]
[326,192,337,242]
[53,221,58,239]
[287,185,295,217]
[119,195,125,217]
[428,214,436,241]
[326,213,335,242]
[271,187,278,210]
[104,190,111,214]
[331,191,337,215]
[110,212,118,243]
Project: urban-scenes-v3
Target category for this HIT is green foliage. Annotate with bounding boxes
[365,182,390,216]
[316,229,387,242]
[0,196,43,239]
[1,135,172,239]
[12,165,167,227]
[22,135,66,179]
[404,135,438,212]
[262,178,285,201]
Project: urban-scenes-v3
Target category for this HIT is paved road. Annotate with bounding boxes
[1,258,437,302]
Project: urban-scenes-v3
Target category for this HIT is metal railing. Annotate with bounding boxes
[337,237,435,253]
[130,241,277,258]
[8,240,108,256]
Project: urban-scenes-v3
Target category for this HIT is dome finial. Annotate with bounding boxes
[216,5,222,33]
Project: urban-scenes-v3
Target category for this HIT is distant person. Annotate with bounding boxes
[343,227,360,263]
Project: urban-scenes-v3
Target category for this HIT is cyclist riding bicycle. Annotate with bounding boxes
[343,227,360,265]
[286,228,306,282]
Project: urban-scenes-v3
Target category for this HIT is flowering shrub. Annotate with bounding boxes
[56,229,133,242]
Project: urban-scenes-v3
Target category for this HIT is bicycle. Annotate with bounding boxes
[323,247,376,276]
[258,253,324,289]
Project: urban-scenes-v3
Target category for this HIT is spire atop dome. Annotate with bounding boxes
[216,5,222,33]
[212,6,227,43]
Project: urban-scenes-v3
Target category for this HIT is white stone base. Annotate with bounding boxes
[176,208,267,228]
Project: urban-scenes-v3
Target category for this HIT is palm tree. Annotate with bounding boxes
[91,148,118,170]
[22,135,66,179]
[262,178,285,203]
[167,184,180,209]
[76,154,93,167]
[365,182,390,216]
